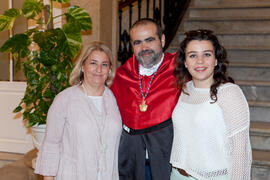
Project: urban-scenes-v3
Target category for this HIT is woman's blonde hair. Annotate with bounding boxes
[69,41,116,87]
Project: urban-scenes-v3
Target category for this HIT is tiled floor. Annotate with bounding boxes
[0,150,42,180]
[0,151,24,168]
[1,149,270,179]
[0,160,13,169]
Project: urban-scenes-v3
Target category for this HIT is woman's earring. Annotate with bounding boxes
[81,67,84,73]
[185,62,187,68]
[215,59,218,66]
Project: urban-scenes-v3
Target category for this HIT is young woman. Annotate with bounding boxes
[34,42,122,180]
[170,30,252,180]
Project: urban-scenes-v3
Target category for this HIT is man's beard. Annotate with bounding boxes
[136,49,162,69]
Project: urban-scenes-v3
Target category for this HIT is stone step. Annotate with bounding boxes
[218,34,270,47]
[187,15,270,22]
[228,62,270,81]
[252,150,270,180]
[249,101,270,123]
[231,62,270,68]
[226,47,270,63]
[183,19,270,34]
[237,80,270,102]
[186,16,270,21]
[250,122,270,151]
[191,0,270,8]
[176,33,270,47]
[189,7,270,19]
[169,43,270,64]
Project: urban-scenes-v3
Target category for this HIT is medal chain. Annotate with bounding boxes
[139,71,157,99]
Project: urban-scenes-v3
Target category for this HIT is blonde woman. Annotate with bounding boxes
[35,42,122,180]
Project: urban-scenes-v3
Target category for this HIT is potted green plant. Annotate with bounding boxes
[0,0,92,148]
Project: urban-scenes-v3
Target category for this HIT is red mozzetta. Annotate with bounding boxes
[111,52,180,130]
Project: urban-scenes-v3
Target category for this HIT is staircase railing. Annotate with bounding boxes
[118,0,190,64]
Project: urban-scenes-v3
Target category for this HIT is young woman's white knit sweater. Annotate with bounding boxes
[170,81,252,180]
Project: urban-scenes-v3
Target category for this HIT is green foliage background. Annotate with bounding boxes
[0,0,92,127]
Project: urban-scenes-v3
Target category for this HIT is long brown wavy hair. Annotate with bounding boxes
[174,29,234,103]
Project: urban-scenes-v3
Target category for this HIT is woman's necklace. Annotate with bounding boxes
[81,82,105,96]
[81,83,107,172]
[81,83,88,95]
[138,70,157,112]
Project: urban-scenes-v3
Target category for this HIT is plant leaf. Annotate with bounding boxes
[22,0,44,19]
[26,71,39,85]
[4,8,21,17]
[0,34,31,58]
[13,105,22,113]
[43,89,53,98]
[33,30,57,51]
[66,6,92,31]
[38,50,57,66]
[57,24,82,58]
[57,72,62,80]
[25,28,38,36]
[53,0,70,3]
[0,9,21,31]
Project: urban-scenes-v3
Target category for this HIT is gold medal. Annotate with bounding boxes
[138,69,157,113]
[139,98,148,112]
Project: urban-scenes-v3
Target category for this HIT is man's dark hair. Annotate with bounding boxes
[130,18,163,40]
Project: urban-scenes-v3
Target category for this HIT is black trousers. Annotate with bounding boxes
[118,124,173,180]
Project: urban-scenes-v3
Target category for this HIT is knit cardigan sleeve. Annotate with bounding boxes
[217,84,252,180]
[34,89,68,176]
